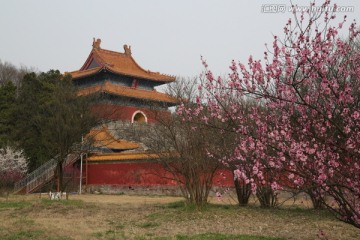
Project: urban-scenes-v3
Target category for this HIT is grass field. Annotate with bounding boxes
[0,194,359,240]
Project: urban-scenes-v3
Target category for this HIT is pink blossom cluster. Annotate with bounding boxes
[178,1,359,227]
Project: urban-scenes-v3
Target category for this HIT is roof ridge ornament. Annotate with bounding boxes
[92,38,101,49]
[123,44,132,56]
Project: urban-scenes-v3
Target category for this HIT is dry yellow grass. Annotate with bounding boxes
[0,193,359,240]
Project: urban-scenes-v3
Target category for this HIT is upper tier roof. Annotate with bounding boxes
[67,38,175,83]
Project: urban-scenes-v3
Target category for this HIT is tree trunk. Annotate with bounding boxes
[234,178,251,206]
[307,189,325,210]
[57,162,64,192]
[256,185,278,208]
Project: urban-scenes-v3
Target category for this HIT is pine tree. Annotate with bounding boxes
[0,81,17,147]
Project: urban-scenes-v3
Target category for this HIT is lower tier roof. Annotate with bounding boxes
[78,81,178,105]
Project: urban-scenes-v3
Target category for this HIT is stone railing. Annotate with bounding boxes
[14,153,80,194]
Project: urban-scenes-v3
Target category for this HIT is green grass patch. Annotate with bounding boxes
[151,201,337,228]
[164,202,239,214]
[205,203,238,211]
[264,206,333,220]
[15,216,35,226]
[44,237,73,240]
[0,201,32,209]
[91,232,104,238]
[115,224,125,230]
[155,233,286,240]
[40,198,84,206]
[204,202,332,220]
[0,216,72,240]
[106,220,125,230]
[91,229,126,240]
[165,201,212,211]
[166,201,186,209]
[105,229,116,236]
[1,230,44,240]
[136,221,161,228]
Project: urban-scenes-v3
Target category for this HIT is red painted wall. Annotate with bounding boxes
[87,162,177,186]
[86,161,234,187]
[91,104,171,123]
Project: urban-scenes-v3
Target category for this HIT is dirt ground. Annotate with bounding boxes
[0,193,359,240]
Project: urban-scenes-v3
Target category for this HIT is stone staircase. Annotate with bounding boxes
[13,153,80,194]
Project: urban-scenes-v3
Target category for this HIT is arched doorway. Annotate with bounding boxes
[132,111,147,123]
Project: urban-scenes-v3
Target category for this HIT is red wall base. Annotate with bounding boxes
[86,161,234,187]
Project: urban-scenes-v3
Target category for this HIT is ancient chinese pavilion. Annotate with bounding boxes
[66,39,182,194]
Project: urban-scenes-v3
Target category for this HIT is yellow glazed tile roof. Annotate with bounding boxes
[87,151,177,162]
[77,81,178,104]
[87,127,139,150]
[87,152,161,161]
[67,40,175,83]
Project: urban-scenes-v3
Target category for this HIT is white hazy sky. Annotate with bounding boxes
[0,0,359,78]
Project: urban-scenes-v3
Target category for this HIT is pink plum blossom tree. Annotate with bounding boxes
[178,0,360,227]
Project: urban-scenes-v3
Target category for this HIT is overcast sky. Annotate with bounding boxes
[0,0,359,79]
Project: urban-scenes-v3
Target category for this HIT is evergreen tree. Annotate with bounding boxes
[15,71,56,170]
[15,70,97,191]
[0,81,17,147]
